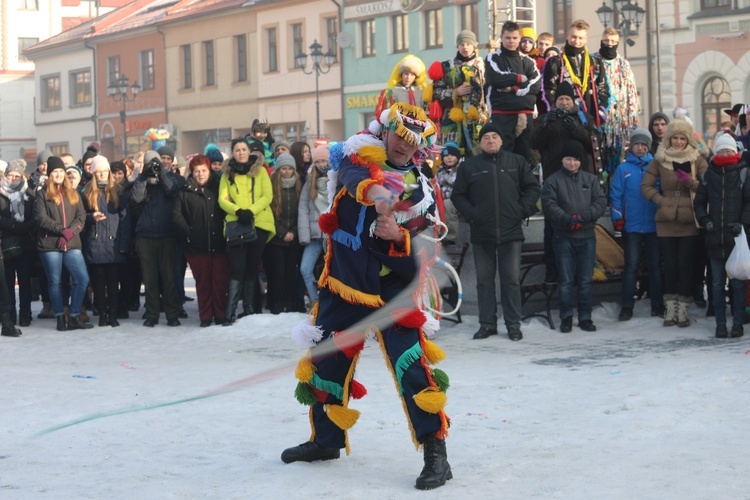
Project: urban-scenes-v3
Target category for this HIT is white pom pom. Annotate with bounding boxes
[369,119,382,136]
[291,317,324,348]
[422,310,440,338]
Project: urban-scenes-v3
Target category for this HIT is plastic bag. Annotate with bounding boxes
[726,226,750,280]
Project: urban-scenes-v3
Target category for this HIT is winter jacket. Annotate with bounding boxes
[32,188,86,252]
[531,106,597,180]
[218,166,275,241]
[269,182,299,247]
[542,47,609,119]
[541,167,607,239]
[0,180,36,255]
[172,174,226,255]
[82,190,130,264]
[609,151,657,234]
[484,47,540,114]
[298,175,328,245]
[452,149,540,244]
[693,159,750,259]
[130,169,183,239]
[641,145,708,237]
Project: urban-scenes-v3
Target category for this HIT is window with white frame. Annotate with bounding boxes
[236,34,248,82]
[70,69,91,106]
[325,17,339,57]
[140,49,155,90]
[267,27,278,73]
[182,44,192,89]
[425,9,443,49]
[107,55,120,88]
[392,14,408,53]
[42,74,61,110]
[361,19,376,57]
[292,23,304,69]
[203,40,215,86]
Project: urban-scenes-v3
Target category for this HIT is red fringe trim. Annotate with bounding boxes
[391,308,426,329]
[350,379,367,399]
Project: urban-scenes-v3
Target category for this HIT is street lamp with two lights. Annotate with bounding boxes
[295,39,337,140]
[107,75,141,155]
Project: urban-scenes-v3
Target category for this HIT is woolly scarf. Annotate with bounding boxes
[455,50,477,63]
[281,176,296,189]
[562,44,591,96]
[655,144,701,169]
[0,177,27,222]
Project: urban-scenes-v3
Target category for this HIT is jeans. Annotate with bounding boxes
[553,234,596,321]
[300,238,323,302]
[39,250,90,317]
[622,232,663,308]
[659,236,698,297]
[472,240,522,329]
[709,257,747,327]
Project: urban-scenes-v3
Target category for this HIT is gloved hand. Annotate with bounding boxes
[543,112,558,124]
[613,219,624,238]
[235,209,254,225]
[144,157,162,177]
[729,222,742,236]
[673,168,692,185]
[704,221,715,232]
[562,116,577,131]
[61,228,75,242]
[56,237,67,250]
[568,213,584,232]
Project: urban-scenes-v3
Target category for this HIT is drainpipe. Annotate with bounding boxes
[330,0,344,138]
[84,36,99,154]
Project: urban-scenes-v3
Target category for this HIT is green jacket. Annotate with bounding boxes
[219,167,275,241]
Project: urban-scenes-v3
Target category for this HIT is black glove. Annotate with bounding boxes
[543,112,558,124]
[729,222,742,236]
[236,209,254,225]
[144,157,162,177]
[562,116,577,131]
[704,221,715,232]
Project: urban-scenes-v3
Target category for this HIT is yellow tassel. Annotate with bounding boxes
[413,387,447,414]
[449,107,464,124]
[325,404,361,430]
[467,105,479,121]
[422,339,446,365]
[325,276,385,308]
[295,355,315,382]
[423,83,433,103]
[592,266,607,282]
[358,145,388,165]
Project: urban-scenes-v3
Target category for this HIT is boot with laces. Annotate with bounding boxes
[415,433,452,490]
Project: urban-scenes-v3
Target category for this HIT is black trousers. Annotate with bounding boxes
[659,235,699,297]
[0,254,15,314]
[136,237,180,321]
[90,263,121,315]
[263,242,303,313]
[4,253,33,313]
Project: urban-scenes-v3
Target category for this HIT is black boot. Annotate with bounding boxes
[281,441,340,464]
[56,315,67,332]
[98,309,109,327]
[238,280,255,318]
[19,309,32,327]
[415,433,452,490]
[222,280,242,326]
[1,312,21,337]
[68,315,94,330]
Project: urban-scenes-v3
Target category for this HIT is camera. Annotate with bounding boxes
[555,108,568,119]
[144,157,162,177]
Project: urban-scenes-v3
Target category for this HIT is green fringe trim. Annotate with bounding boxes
[394,343,423,394]
[431,369,450,393]
[310,374,344,401]
[294,382,317,406]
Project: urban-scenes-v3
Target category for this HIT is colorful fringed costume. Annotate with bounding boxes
[374,55,427,118]
[290,103,450,454]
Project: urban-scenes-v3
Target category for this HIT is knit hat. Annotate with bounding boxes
[6,159,26,176]
[629,127,652,150]
[520,26,537,43]
[544,46,561,58]
[90,155,110,173]
[110,160,127,175]
[274,153,296,170]
[157,146,175,160]
[47,156,66,174]
[555,81,576,103]
[664,119,699,151]
[441,141,461,158]
[398,54,424,76]
[37,148,53,166]
[251,118,270,134]
[204,145,224,164]
[143,150,160,165]
[456,30,478,47]
[561,140,585,161]
[66,164,82,179]
[478,122,504,142]
[312,145,329,163]
[248,140,265,154]
[274,140,291,153]
[714,133,738,154]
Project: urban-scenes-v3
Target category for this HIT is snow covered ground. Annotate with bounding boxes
[1,287,748,499]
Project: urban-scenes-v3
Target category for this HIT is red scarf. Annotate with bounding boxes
[712,153,741,167]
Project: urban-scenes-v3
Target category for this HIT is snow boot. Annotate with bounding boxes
[415,433,452,490]
[19,309,32,327]
[663,295,678,327]
[1,312,22,337]
[676,296,692,328]
[68,315,94,330]
[56,315,67,332]
[281,441,340,464]
[38,302,55,319]
[222,280,242,326]
[238,280,255,318]
[98,309,109,327]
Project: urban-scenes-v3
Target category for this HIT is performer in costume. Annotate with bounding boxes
[594,27,641,176]
[282,103,452,491]
[374,55,427,117]
[428,30,487,156]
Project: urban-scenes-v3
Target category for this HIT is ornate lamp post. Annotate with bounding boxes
[596,0,646,58]
[295,39,337,139]
[107,75,141,155]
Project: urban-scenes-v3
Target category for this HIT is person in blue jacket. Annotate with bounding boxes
[609,128,664,321]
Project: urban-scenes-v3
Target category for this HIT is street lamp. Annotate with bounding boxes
[296,39,336,139]
[596,0,646,57]
[107,75,141,155]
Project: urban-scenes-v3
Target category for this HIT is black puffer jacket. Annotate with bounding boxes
[693,160,750,259]
[130,169,183,238]
[32,187,86,252]
[531,106,597,180]
[452,149,541,243]
[541,167,607,239]
[172,174,225,254]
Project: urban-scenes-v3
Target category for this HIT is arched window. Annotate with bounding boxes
[701,76,732,139]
